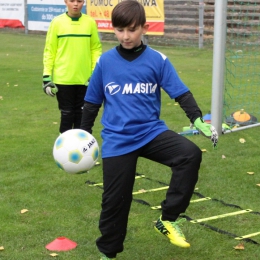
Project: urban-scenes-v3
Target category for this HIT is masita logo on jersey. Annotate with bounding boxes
[105,82,121,95]
[105,82,158,95]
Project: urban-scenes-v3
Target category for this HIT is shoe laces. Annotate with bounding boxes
[170,218,186,238]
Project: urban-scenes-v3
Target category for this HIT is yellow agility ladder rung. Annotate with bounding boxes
[235,231,260,240]
[132,186,169,195]
[190,209,253,223]
[190,197,211,203]
[151,197,211,210]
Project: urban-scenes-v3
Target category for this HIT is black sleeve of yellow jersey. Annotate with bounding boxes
[175,91,202,124]
[80,101,101,134]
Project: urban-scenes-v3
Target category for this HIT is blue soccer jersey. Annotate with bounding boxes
[85,46,189,158]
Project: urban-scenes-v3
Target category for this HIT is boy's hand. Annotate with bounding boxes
[42,75,58,97]
[194,118,218,148]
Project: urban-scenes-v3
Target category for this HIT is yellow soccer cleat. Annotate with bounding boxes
[154,216,190,248]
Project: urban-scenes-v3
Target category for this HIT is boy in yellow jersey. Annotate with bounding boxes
[42,0,102,133]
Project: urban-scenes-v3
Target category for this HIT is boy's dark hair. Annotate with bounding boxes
[112,0,146,28]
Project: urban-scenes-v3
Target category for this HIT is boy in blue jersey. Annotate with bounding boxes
[80,1,218,259]
[42,0,102,133]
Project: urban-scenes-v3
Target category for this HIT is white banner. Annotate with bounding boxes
[28,0,86,31]
[0,0,24,28]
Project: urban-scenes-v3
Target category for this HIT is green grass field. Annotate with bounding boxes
[1,31,260,260]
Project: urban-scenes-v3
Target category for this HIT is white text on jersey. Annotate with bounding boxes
[122,83,157,94]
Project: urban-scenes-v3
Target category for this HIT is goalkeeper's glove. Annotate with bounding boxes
[193,117,218,149]
[42,75,58,97]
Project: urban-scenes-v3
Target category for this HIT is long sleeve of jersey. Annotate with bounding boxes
[90,24,102,73]
[43,13,102,85]
[175,91,202,124]
[81,101,101,134]
[43,19,58,77]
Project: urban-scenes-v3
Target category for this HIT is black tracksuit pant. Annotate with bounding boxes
[56,85,87,133]
[96,130,202,257]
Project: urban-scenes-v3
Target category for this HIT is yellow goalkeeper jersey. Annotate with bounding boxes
[43,12,102,85]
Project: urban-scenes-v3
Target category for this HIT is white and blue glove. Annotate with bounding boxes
[194,118,218,149]
[42,75,58,97]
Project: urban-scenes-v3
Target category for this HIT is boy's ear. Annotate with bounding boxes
[142,23,149,34]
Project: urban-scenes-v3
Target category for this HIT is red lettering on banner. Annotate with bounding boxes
[103,10,109,18]
[90,10,98,18]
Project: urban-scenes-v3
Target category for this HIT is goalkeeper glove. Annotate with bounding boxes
[42,75,58,97]
[193,117,218,148]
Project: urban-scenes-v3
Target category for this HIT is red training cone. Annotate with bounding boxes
[45,236,77,251]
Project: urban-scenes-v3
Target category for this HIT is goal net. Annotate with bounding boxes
[224,0,260,129]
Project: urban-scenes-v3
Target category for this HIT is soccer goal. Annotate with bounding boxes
[211,0,260,134]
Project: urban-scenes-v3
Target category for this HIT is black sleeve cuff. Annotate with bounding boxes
[80,101,101,133]
[175,91,202,123]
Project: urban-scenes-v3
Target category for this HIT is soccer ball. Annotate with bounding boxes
[53,129,99,174]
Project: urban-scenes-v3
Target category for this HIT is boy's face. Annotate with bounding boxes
[65,0,84,17]
[113,23,149,49]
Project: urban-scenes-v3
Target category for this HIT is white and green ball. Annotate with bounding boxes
[53,129,99,174]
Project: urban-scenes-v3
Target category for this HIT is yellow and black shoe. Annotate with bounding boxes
[154,216,190,248]
[95,161,101,166]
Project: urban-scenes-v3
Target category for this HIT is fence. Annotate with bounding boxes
[2,1,260,48]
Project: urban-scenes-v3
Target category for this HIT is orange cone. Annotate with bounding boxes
[45,236,77,251]
[233,109,251,122]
